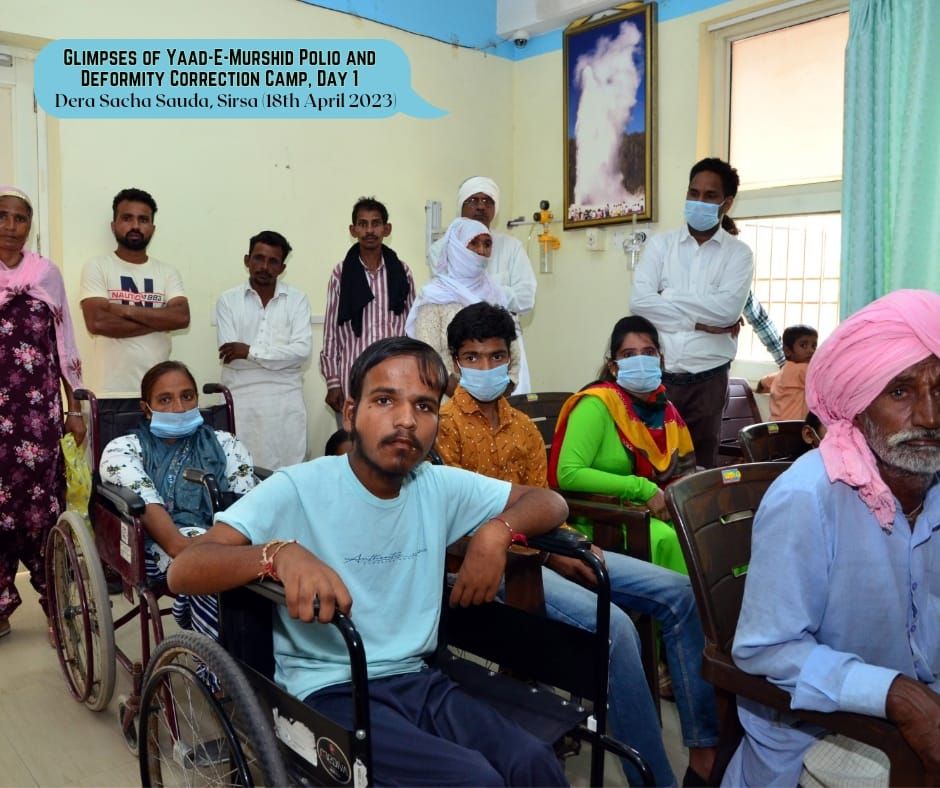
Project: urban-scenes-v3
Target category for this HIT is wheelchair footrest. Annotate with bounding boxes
[436,651,589,745]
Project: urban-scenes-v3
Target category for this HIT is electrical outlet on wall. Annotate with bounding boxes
[585,227,607,251]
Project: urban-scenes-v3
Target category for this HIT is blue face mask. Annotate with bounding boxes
[148,408,204,439]
[684,199,721,232]
[459,363,511,402]
[615,355,662,395]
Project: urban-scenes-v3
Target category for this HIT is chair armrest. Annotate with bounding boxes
[560,491,652,562]
[703,647,925,784]
[253,466,273,481]
[182,468,224,512]
[97,481,146,517]
[527,526,591,558]
[245,580,364,655]
[241,580,371,736]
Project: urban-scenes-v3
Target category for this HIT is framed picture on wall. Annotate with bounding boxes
[563,2,655,230]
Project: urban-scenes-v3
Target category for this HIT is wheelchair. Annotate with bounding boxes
[135,505,657,786]
[44,383,252,753]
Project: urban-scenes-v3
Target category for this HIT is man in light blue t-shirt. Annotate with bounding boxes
[169,336,569,786]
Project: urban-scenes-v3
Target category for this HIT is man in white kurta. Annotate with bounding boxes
[427,176,537,393]
[215,230,312,469]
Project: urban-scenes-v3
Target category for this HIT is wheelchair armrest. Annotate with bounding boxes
[253,466,273,481]
[237,579,371,740]
[182,468,224,512]
[527,526,591,558]
[97,480,147,517]
[245,581,359,640]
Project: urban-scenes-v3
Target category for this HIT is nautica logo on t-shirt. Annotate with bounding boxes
[111,276,165,306]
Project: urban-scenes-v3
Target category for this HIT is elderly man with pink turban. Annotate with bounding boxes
[724,289,940,786]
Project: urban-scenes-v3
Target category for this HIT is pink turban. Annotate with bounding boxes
[806,289,940,530]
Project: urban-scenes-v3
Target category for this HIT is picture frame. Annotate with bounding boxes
[563,2,655,230]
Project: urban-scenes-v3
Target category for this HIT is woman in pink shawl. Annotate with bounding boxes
[0,186,85,640]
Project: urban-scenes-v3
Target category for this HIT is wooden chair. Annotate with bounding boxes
[665,463,925,785]
[717,378,762,464]
[507,392,573,456]
[738,420,811,463]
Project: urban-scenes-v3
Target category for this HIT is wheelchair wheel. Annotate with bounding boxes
[46,510,116,711]
[139,631,287,787]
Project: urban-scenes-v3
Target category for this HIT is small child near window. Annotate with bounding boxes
[757,324,818,420]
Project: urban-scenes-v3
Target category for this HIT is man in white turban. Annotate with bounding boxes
[428,176,537,393]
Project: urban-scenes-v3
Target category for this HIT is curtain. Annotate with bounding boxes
[841,0,940,316]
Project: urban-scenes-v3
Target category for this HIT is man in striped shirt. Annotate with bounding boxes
[320,197,416,415]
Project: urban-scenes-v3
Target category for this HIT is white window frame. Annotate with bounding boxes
[0,41,49,256]
[699,0,847,218]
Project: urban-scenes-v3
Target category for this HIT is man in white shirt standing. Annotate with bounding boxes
[630,158,754,468]
[215,230,312,469]
[428,176,537,393]
[80,188,190,402]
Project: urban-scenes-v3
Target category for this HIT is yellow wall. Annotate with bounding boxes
[3,0,774,455]
[3,0,517,456]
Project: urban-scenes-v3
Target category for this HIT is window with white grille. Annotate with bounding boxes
[704,2,848,361]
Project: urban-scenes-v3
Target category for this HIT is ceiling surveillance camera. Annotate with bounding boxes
[513,30,530,48]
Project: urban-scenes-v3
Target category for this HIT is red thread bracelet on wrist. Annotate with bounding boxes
[258,539,297,582]
[491,516,528,547]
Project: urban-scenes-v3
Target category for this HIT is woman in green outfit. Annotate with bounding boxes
[548,315,696,574]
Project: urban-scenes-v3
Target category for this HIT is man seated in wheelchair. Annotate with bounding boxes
[169,337,569,786]
[436,302,719,785]
[100,360,255,637]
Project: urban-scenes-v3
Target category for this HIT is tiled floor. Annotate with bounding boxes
[0,567,688,786]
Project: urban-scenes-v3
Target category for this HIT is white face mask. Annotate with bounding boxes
[459,363,511,402]
[615,355,662,394]
[684,199,721,232]
[147,407,204,438]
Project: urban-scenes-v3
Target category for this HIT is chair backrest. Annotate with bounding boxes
[665,463,790,655]
[506,392,573,452]
[739,420,810,463]
[720,378,761,447]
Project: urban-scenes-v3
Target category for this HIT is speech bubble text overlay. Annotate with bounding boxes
[35,39,446,119]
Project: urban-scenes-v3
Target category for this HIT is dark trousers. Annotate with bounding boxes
[306,667,567,786]
[665,366,730,469]
[0,520,48,618]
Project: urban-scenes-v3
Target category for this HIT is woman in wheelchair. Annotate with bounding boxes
[549,315,695,575]
[100,360,255,638]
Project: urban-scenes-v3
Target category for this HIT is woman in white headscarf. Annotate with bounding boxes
[406,217,520,396]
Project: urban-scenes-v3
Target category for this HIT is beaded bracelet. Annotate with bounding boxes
[258,539,297,581]
[491,516,528,547]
